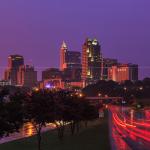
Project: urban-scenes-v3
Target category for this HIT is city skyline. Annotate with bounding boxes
[0,1,150,150]
[1,38,145,81]
[1,38,139,87]
[0,0,150,79]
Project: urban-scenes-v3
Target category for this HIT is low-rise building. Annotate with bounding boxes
[108,64,138,82]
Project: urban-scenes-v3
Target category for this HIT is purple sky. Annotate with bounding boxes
[0,0,150,80]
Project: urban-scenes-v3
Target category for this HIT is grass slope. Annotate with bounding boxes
[0,112,110,150]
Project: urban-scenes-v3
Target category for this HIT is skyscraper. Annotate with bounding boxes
[17,65,37,88]
[60,41,68,71]
[60,41,82,81]
[129,64,138,82]
[8,55,24,69]
[63,51,81,81]
[4,55,24,85]
[82,38,103,84]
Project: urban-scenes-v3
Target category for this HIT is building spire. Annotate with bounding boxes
[61,41,67,49]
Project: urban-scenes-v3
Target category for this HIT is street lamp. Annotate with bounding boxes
[124,87,127,91]
[105,94,108,98]
[98,93,101,97]
[139,87,143,90]
[79,93,83,98]
[33,87,39,92]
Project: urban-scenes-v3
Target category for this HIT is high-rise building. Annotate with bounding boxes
[4,55,24,85]
[108,64,138,82]
[63,51,81,81]
[65,51,81,66]
[17,65,37,88]
[129,64,138,82]
[8,55,24,69]
[82,38,103,84]
[60,41,82,81]
[60,41,68,71]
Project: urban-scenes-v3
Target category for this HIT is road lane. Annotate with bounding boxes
[109,106,150,150]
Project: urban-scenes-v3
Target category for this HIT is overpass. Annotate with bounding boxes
[85,96,123,106]
[86,96,123,100]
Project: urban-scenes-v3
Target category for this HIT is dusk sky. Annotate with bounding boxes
[0,0,150,80]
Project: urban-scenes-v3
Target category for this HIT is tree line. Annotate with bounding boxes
[0,87,99,150]
[83,78,150,99]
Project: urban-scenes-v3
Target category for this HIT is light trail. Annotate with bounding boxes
[110,106,150,150]
[113,113,150,142]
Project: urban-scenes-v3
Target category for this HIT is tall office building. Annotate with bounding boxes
[82,38,103,84]
[129,64,138,82]
[17,65,37,88]
[4,55,24,85]
[60,41,82,81]
[63,51,81,81]
[60,41,68,71]
[8,55,24,69]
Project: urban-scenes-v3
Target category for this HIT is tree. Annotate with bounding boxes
[0,90,24,139]
[24,90,55,150]
[0,98,8,138]
[54,90,75,139]
[54,91,83,137]
[80,98,99,127]
[65,96,82,135]
[54,91,99,137]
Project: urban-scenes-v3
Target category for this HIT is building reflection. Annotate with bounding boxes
[22,122,35,137]
[21,122,56,137]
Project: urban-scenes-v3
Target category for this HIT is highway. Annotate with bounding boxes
[1,104,150,150]
[109,106,150,150]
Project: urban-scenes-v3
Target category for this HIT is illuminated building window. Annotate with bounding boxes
[89,53,92,57]
[86,48,89,53]
[87,70,90,76]
[91,58,94,62]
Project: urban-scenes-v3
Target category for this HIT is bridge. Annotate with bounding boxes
[85,96,123,106]
[86,96,123,100]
